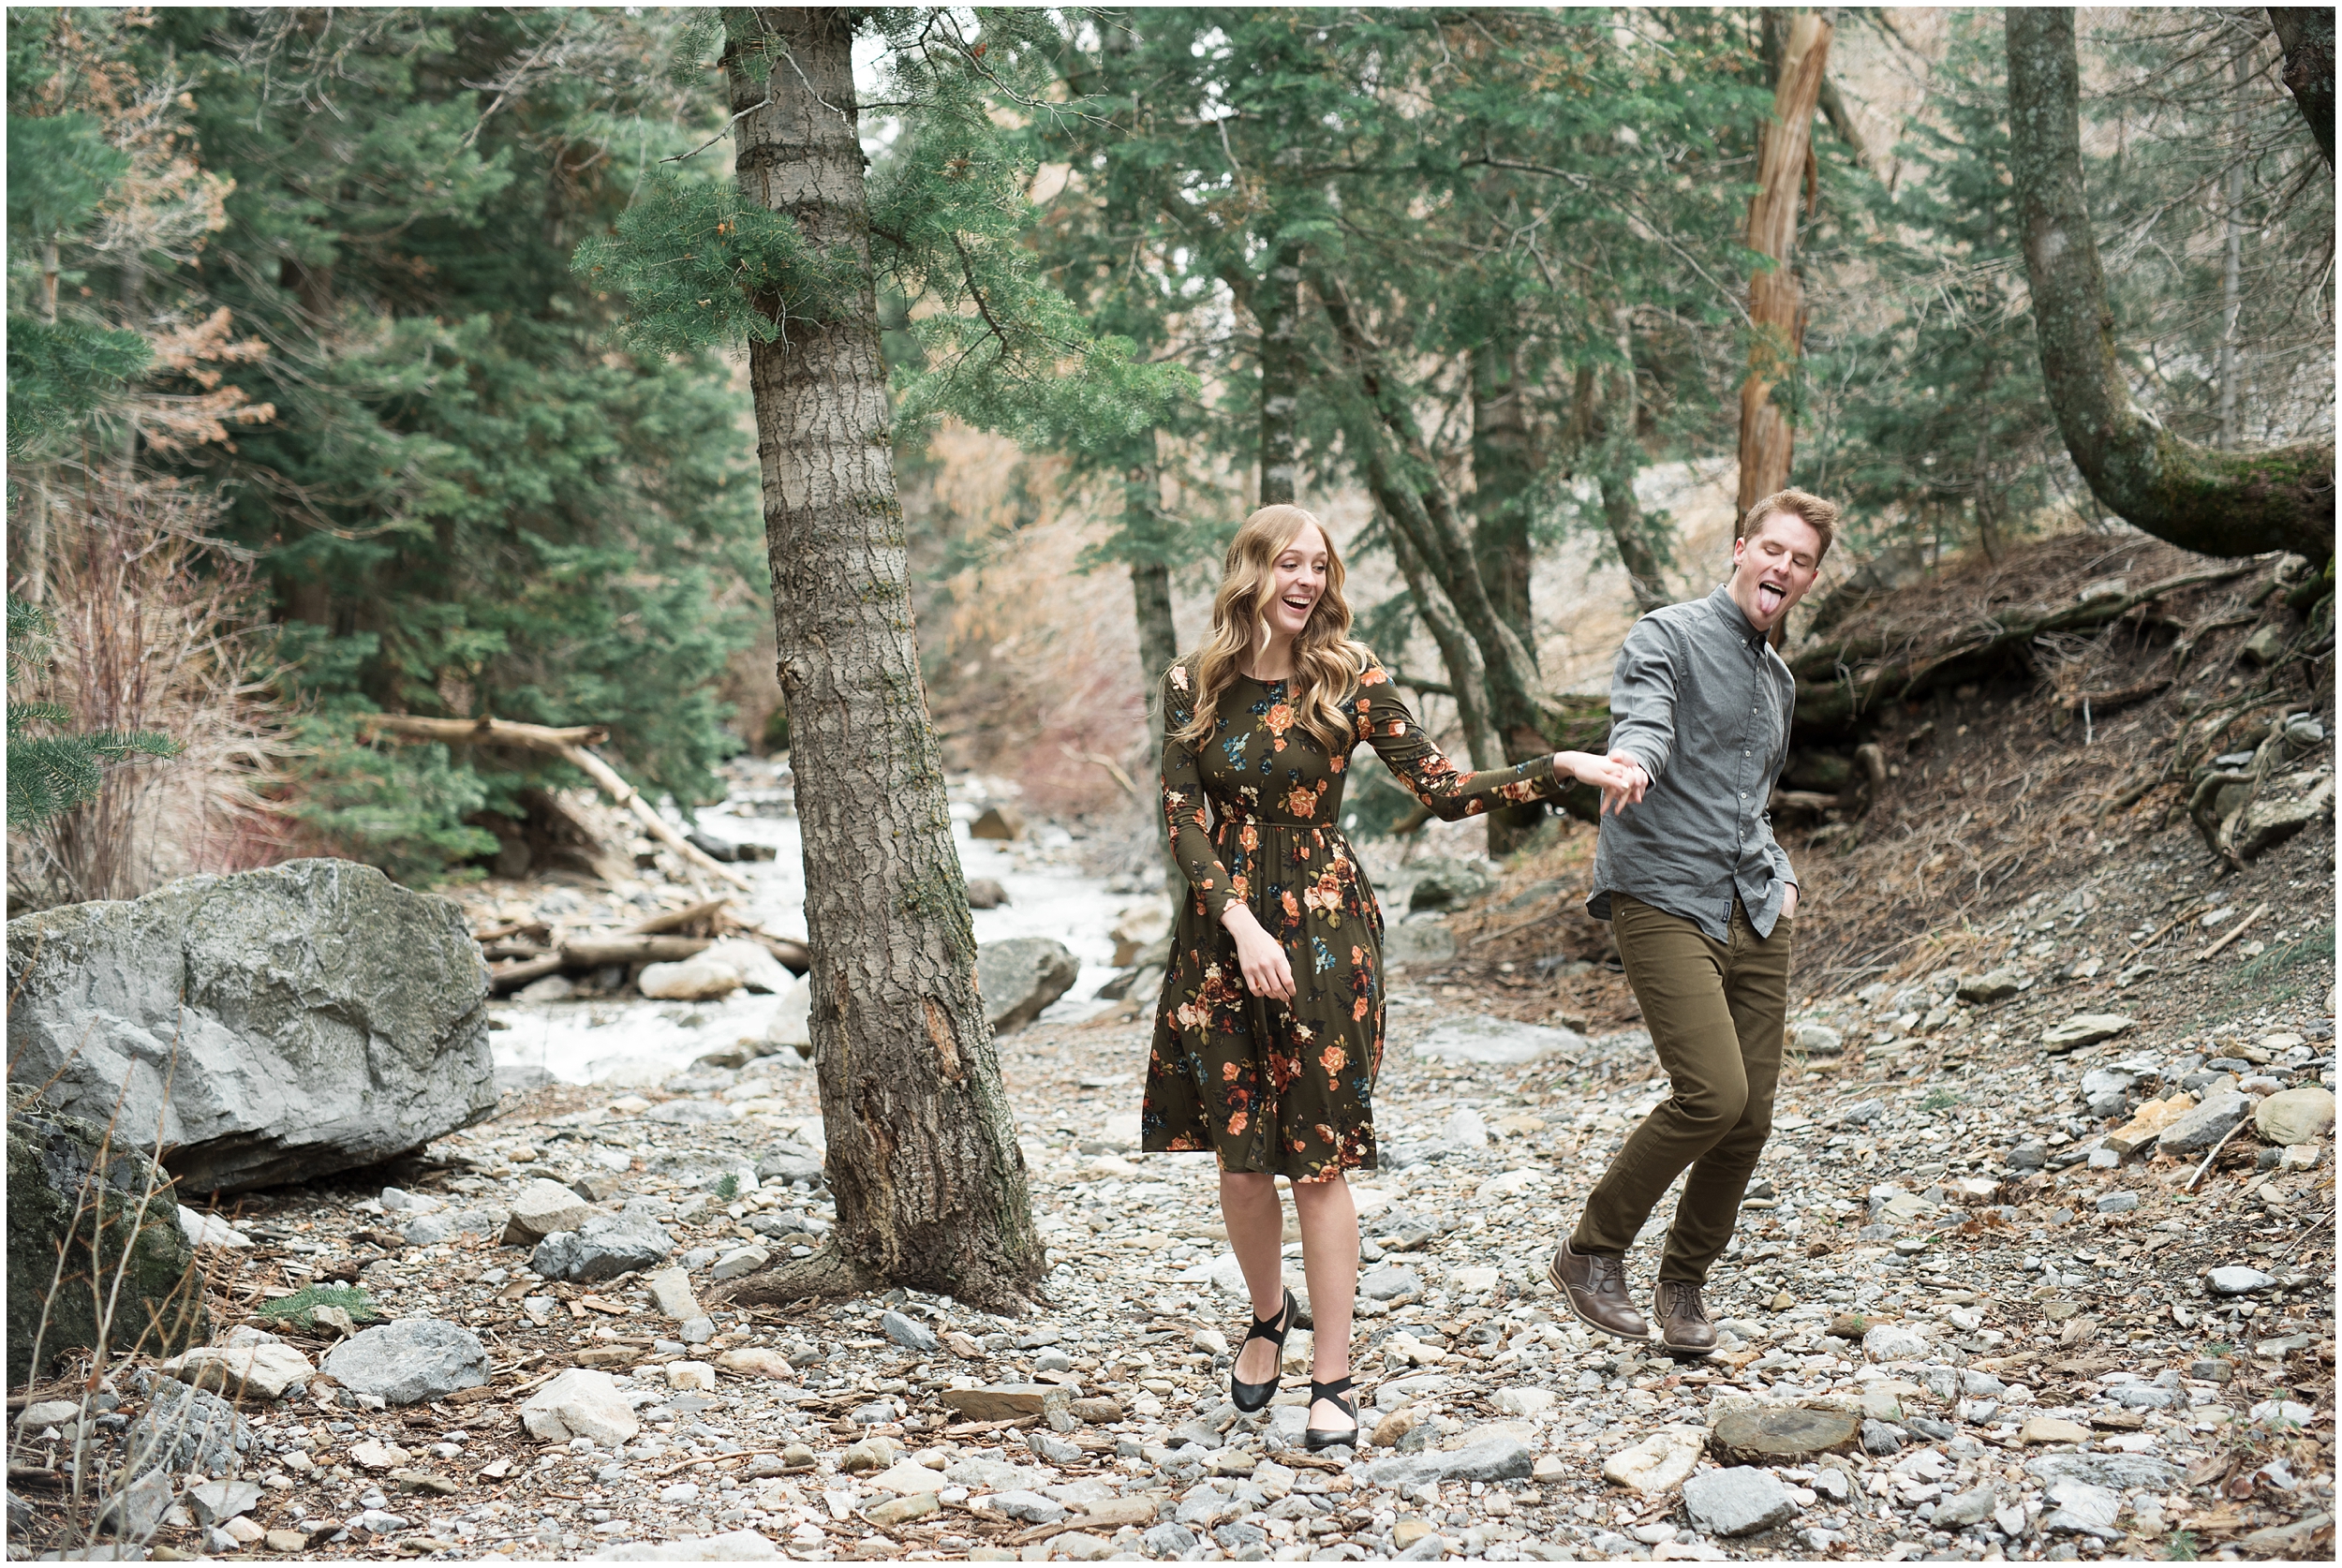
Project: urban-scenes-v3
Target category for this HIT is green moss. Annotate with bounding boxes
[253,1283,382,1331]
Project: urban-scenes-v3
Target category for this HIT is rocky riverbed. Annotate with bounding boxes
[10,918,2332,1563]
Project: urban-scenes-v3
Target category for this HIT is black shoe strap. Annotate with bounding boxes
[1241,1288,1295,1351]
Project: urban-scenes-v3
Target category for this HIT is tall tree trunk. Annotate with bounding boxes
[2007,8,2335,559]
[1469,341,1535,649]
[1312,266,1549,766]
[1596,315,1669,615]
[2217,33,2251,450]
[720,6,1041,1310]
[1383,512,1504,777]
[1257,239,1305,507]
[2268,8,2335,168]
[1737,10,1833,515]
[1469,340,1546,854]
[1127,465,1181,880]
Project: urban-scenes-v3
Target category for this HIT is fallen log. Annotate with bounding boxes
[359,714,750,891]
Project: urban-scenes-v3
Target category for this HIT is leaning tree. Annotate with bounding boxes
[2007,7,2334,561]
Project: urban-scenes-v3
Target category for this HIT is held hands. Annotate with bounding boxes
[1554,750,1650,816]
[1223,904,1296,1001]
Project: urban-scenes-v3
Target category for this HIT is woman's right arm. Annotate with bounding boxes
[1160,668,1239,925]
[1162,669,1293,1000]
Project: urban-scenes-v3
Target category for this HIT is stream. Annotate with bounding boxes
[486,765,1140,1087]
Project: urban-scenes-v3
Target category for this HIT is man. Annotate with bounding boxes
[1548,488,1835,1354]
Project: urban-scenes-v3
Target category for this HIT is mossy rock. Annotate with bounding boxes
[7,1085,209,1386]
[1708,1406,1861,1464]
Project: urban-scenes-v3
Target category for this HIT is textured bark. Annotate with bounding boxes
[1737,11,1833,516]
[1469,340,1546,854]
[1470,341,1536,649]
[2269,8,2336,168]
[721,7,1040,1309]
[1257,239,1305,507]
[2007,8,2335,560]
[1382,516,1504,777]
[1130,475,1181,880]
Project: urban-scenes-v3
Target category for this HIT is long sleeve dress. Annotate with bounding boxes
[1139,651,1570,1181]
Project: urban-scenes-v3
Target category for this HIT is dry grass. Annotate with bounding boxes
[8,480,295,908]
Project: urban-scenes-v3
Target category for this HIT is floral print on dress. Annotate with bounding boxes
[1140,651,1568,1181]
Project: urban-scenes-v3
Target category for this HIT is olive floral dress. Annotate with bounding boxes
[1140,652,1569,1181]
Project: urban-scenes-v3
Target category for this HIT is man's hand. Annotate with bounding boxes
[1782,883,1800,919]
[1600,752,1651,817]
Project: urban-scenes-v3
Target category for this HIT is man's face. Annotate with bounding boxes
[1727,510,1825,633]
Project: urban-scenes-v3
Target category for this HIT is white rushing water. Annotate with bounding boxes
[488,772,1141,1087]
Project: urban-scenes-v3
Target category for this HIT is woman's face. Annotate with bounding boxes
[1263,523,1330,643]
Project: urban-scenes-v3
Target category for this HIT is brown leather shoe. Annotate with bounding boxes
[1652,1280,1717,1355]
[1547,1236,1650,1341]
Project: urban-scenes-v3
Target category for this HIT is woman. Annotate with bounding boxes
[1140,504,1639,1448]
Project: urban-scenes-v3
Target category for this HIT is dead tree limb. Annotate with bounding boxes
[360,713,751,890]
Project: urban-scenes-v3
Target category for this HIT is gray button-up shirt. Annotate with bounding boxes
[1587,584,1799,940]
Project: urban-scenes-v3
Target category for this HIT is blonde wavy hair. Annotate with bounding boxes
[1172,505,1371,757]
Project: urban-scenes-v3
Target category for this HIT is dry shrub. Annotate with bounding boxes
[9,479,294,908]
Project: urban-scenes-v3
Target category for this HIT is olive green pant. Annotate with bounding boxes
[1571,892,1791,1286]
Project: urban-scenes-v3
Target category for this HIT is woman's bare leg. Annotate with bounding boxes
[1293,1174,1358,1432]
[1222,1170,1288,1385]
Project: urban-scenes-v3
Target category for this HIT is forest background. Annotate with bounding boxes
[6,4,2334,909]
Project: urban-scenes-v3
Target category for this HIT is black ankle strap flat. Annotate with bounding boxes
[1304,1374,1358,1450]
[1230,1287,1296,1413]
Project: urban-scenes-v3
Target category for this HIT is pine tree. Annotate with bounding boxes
[579,7,1180,1308]
[6,598,177,830]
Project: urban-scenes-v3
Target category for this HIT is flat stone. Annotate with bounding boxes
[2104,1094,2196,1156]
[531,1208,674,1282]
[2019,1417,2091,1446]
[1862,1324,1929,1362]
[161,1339,314,1401]
[2095,1191,2140,1215]
[1599,1427,1705,1494]
[1934,1485,1999,1529]
[711,1246,769,1280]
[320,1319,488,1405]
[590,1530,779,1561]
[2041,1013,2134,1054]
[714,1348,794,1380]
[1707,1407,1860,1465]
[2207,1265,2276,1296]
[984,1488,1066,1525]
[940,1384,1069,1422]
[866,1491,941,1528]
[867,1458,950,1496]
[2157,1087,2251,1154]
[185,1478,261,1527]
[521,1369,640,1446]
[976,938,1079,1036]
[1681,1466,1799,1537]
[1958,968,2024,1004]
[1791,1023,1845,1056]
[2255,1087,2335,1146]
[1382,919,1458,968]
[664,1361,717,1392]
[880,1309,940,1351]
[645,1265,702,1321]
[1365,1431,1533,1489]
[1359,1265,1423,1301]
[1410,1014,1584,1066]
[504,1178,596,1244]
[1492,1386,1556,1417]
[640,959,743,1002]
[122,1372,251,1479]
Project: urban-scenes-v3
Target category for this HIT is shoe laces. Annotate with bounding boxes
[1662,1282,1709,1324]
[1587,1251,1627,1293]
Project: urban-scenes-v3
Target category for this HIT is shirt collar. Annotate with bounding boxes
[1707,584,1768,647]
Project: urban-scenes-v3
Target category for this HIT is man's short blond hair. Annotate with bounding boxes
[1737,488,1839,562]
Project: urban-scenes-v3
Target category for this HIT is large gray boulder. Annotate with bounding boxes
[976,938,1079,1035]
[6,860,496,1192]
